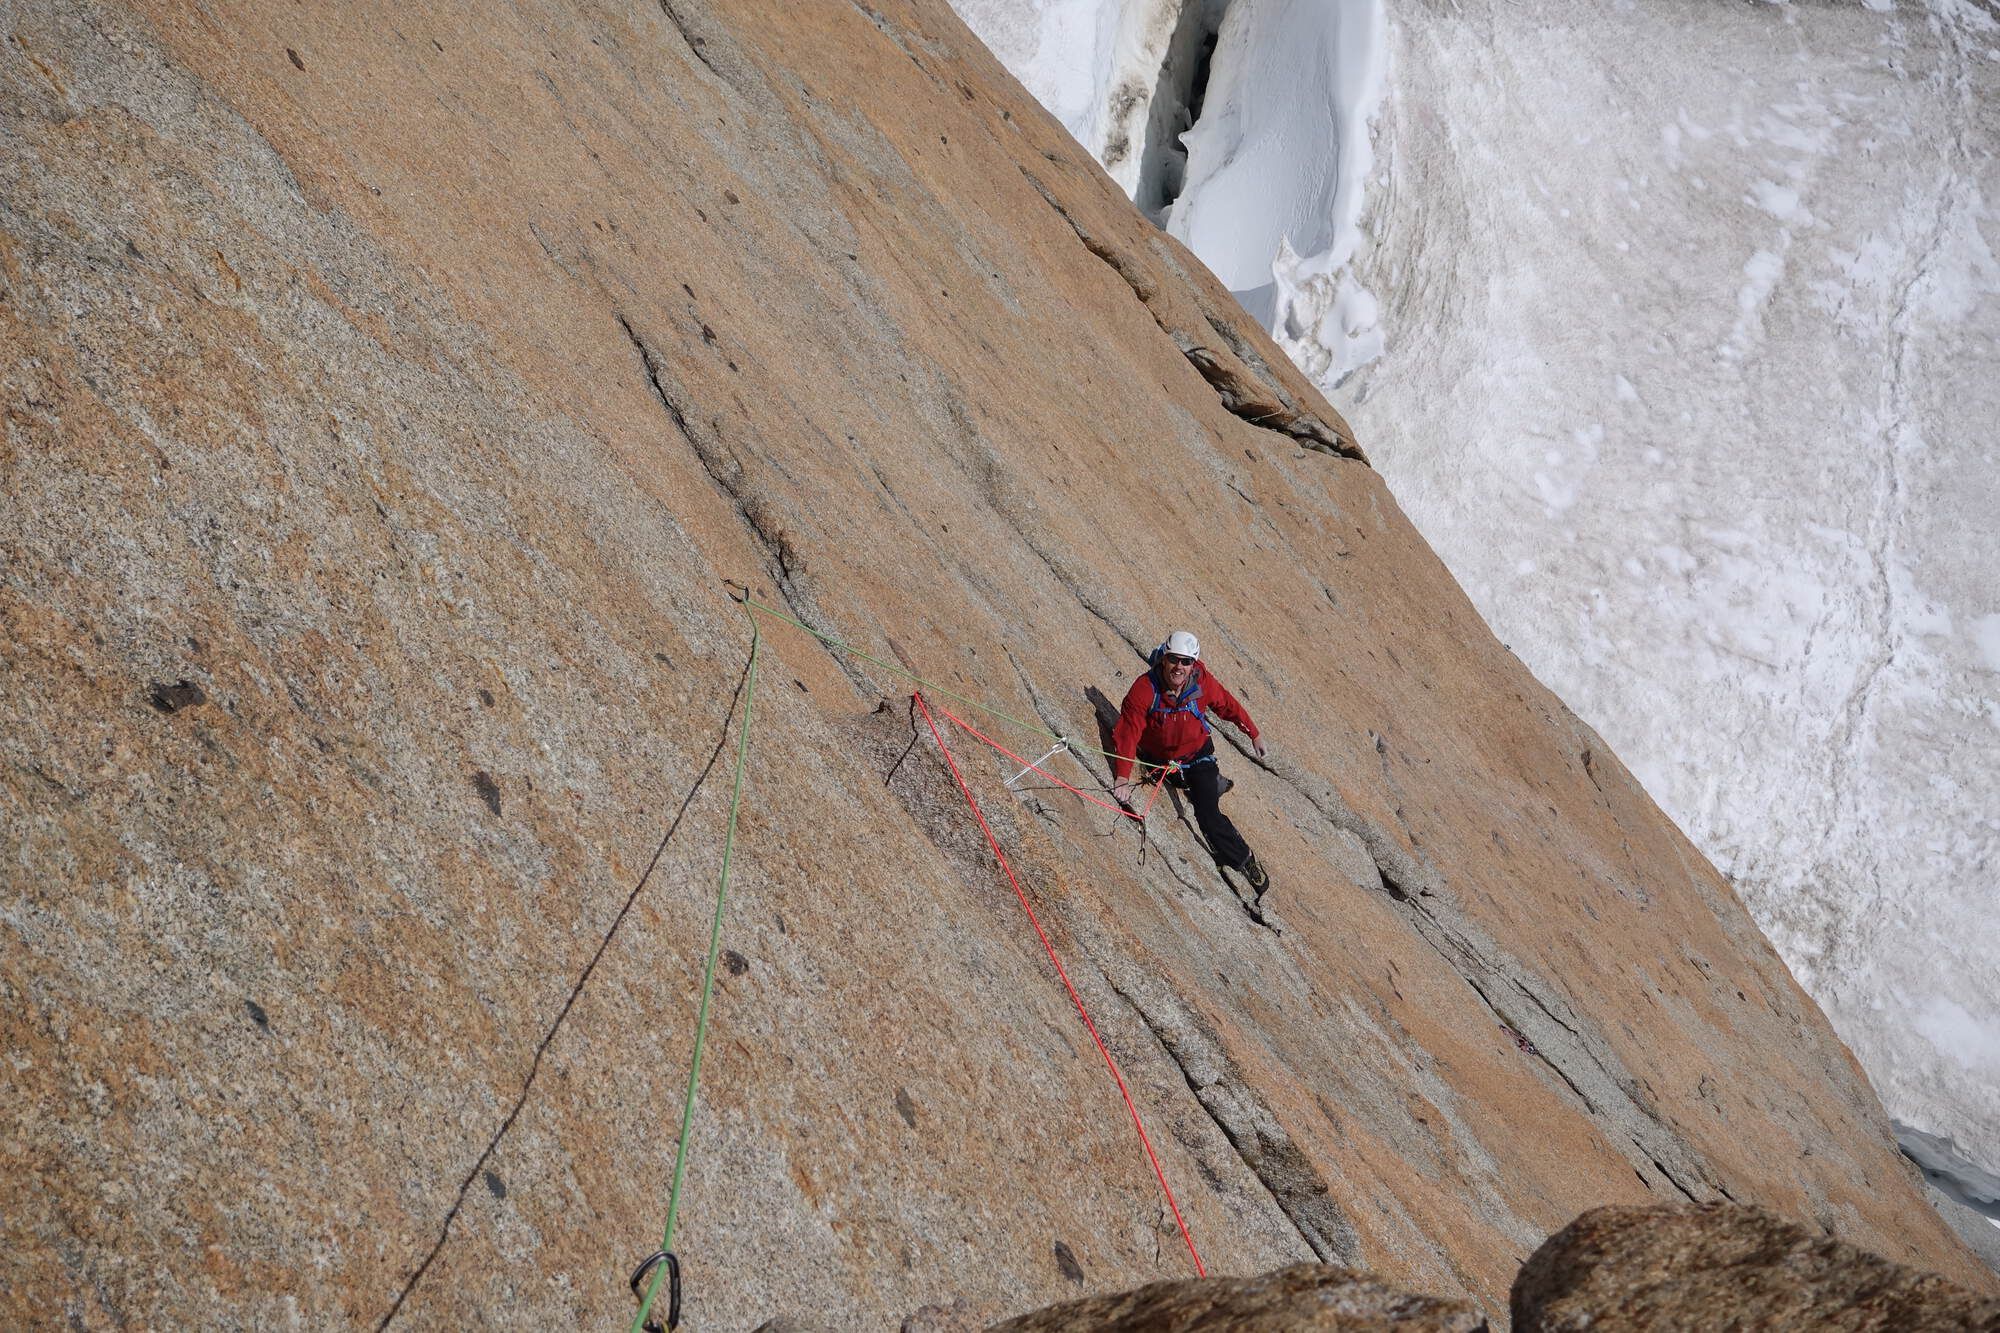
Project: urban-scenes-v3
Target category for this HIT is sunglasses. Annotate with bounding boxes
[1162,654,1195,667]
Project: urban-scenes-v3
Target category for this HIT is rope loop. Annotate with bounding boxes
[931,699,1144,822]
[913,691,1206,1276]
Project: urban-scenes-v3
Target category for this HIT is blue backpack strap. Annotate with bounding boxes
[1186,675,1211,734]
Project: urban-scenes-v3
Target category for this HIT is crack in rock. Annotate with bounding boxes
[614,311,872,696]
[1018,167,1361,461]
[617,311,696,439]
[1099,961,1363,1266]
[657,0,735,91]
[1264,759,1721,1205]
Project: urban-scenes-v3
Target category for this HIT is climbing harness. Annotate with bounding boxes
[1148,749,1216,776]
[628,615,762,1333]
[915,691,1207,1277]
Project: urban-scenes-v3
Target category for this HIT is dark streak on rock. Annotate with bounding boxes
[1052,1239,1085,1283]
[471,770,502,816]
[1650,1154,1701,1203]
[149,679,207,714]
[616,312,693,438]
[657,0,726,83]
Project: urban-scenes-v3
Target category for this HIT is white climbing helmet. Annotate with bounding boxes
[1162,630,1200,661]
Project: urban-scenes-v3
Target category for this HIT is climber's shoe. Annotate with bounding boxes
[1240,853,1269,896]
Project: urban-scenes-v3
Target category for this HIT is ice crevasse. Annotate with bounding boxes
[951,0,1388,379]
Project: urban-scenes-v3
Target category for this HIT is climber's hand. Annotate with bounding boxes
[1253,738,1268,761]
[1112,781,1135,808]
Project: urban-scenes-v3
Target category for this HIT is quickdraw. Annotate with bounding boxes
[629,1251,681,1332]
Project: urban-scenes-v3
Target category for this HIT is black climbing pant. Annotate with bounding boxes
[1143,741,1250,871]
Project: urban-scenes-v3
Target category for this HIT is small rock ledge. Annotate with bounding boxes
[966,1204,2000,1332]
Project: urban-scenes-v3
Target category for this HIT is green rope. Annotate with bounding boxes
[632,621,761,1333]
[738,594,1132,765]
[627,587,1141,1324]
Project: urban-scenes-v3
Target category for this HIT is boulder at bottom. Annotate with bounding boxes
[1513,1203,2000,1331]
[986,1263,1488,1331]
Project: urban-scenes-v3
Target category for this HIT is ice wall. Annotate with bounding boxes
[949,0,2000,1186]
[947,0,1223,197]
[1166,0,1385,371]
[956,0,1389,365]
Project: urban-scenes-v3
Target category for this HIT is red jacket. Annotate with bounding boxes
[1110,663,1259,780]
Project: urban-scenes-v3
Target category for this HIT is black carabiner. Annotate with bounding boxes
[628,1250,681,1332]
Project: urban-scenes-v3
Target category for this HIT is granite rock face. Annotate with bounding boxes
[990,1262,1487,1331]
[1,0,1993,1329]
[1513,1204,2000,1332]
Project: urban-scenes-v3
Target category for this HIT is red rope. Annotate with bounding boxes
[928,699,1174,822]
[1135,760,1174,821]
[914,692,1206,1277]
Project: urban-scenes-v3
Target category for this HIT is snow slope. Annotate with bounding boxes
[952,0,2000,1186]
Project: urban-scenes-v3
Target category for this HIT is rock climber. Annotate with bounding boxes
[1109,630,1270,894]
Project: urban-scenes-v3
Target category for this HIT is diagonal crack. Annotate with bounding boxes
[658,0,729,84]
[1256,756,1720,1204]
[655,0,784,113]
[1098,963,1362,1266]
[1398,896,1712,1203]
[618,310,695,438]
[615,310,874,697]
[1018,167,1362,461]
